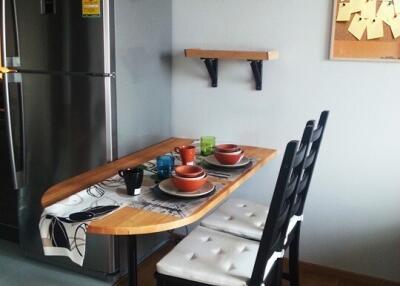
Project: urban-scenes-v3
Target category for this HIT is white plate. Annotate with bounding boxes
[158,179,215,198]
[203,155,251,168]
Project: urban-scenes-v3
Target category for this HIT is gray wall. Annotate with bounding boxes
[115,0,172,157]
[172,0,400,282]
[114,0,172,264]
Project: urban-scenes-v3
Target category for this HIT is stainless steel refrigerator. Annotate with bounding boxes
[0,0,171,282]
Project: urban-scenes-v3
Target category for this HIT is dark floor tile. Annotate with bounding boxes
[337,278,380,286]
[379,282,400,286]
[301,272,339,286]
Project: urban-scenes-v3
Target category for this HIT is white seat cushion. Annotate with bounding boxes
[156,226,283,286]
[201,198,303,242]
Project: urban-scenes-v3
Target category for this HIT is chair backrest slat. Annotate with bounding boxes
[285,175,299,199]
[292,144,307,167]
[311,125,323,142]
[303,149,316,169]
[292,199,301,219]
[275,202,291,230]
[297,172,310,195]
[294,111,329,217]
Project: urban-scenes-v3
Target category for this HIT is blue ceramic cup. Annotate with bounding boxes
[156,155,175,180]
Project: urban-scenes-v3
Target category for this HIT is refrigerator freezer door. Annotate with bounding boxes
[18,72,118,275]
[10,0,113,74]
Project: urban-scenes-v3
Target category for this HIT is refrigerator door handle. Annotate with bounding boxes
[0,0,16,71]
[1,0,5,61]
[3,73,25,189]
[5,0,20,67]
[1,0,24,189]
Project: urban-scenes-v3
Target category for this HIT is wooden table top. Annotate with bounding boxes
[41,138,277,236]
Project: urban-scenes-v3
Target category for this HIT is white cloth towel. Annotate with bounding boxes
[39,176,133,265]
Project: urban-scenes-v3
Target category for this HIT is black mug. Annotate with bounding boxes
[118,168,144,196]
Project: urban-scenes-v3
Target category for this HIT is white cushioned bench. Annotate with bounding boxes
[156,226,284,286]
[201,198,303,242]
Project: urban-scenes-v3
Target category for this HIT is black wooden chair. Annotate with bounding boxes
[155,126,314,286]
[200,111,329,286]
[283,111,329,286]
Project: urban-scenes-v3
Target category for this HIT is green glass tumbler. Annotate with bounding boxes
[200,136,216,156]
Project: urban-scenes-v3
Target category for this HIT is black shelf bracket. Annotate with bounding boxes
[249,60,263,91]
[202,58,218,87]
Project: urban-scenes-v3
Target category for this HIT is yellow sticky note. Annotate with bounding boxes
[337,2,353,21]
[377,0,395,24]
[367,18,384,39]
[393,0,400,14]
[361,0,377,19]
[348,14,368,39]
[350,0,365,13]
[387,15,400,38]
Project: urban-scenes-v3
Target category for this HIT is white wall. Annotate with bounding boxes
[171,0,400,282]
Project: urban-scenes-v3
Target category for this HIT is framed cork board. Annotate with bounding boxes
[330,0,400,61]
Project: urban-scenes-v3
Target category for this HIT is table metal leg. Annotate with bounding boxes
[127,235,138,286]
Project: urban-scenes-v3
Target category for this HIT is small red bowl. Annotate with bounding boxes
[214,151,244,165]
[175,165,204,178]
[218,149,242,155]
[172,174,208,192]
[215,144,241,153]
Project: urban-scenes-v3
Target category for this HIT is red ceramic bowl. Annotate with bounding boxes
[175,165,204,178]
[214,151,244,165]
[172,174,208,192]
[217,149,242,155]
[215,144,241,153]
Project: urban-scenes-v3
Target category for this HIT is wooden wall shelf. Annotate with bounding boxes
[184,49,279,90]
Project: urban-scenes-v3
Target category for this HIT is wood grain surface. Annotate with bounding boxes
[185,49,279,61]
[42,138,277,236]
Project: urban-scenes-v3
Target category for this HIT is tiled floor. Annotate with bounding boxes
[118,241,400,286]
[0,239,109,286]
[1,238,399,286]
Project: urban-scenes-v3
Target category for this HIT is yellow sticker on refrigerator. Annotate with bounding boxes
[82,0,101,17]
